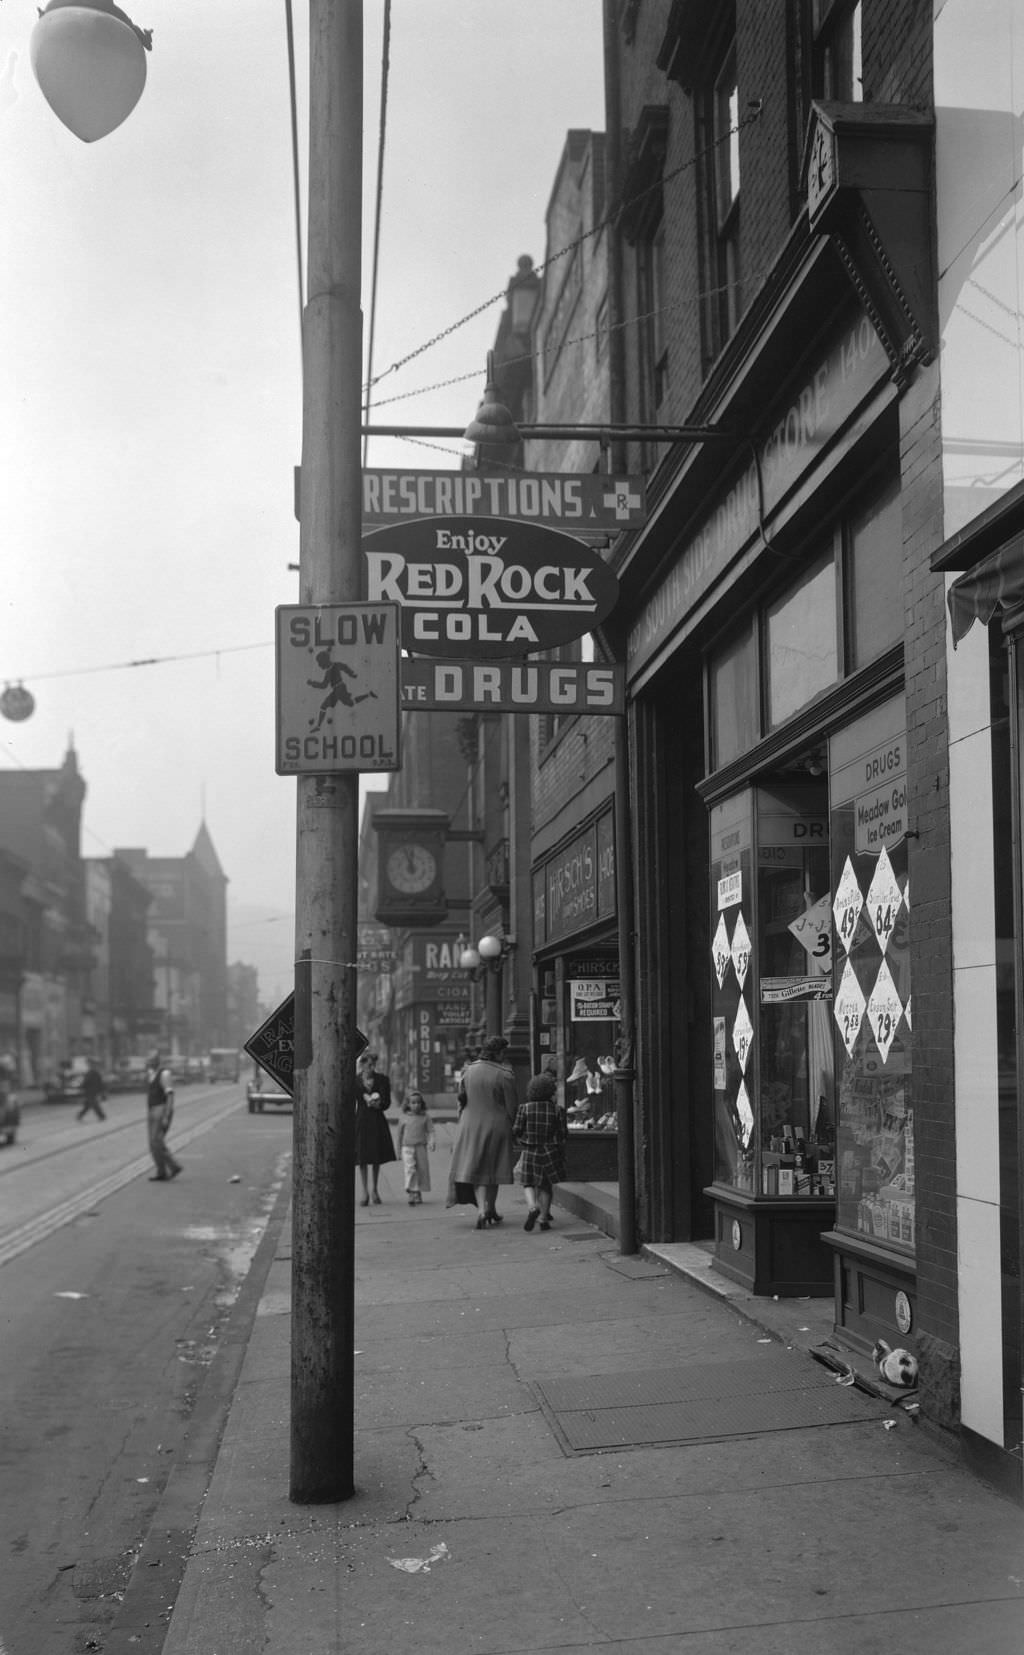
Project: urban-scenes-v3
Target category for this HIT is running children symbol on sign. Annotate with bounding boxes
[307,648,378,732]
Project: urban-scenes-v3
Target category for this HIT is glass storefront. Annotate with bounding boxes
[829,698,914,1256]
[710,783,834,1202]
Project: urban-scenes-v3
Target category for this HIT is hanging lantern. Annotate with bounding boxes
[31,1,152,144]
[1,683,36,722]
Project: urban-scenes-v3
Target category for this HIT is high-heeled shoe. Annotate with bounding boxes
[485,1208,502,1225]
[475,1213,489,1230]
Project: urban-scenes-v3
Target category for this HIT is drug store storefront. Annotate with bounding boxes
[532,803,620,1182]
[617,259,942,1357]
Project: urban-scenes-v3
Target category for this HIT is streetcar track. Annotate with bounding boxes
[0,1093,251,1268]
[0,1086,241,1179]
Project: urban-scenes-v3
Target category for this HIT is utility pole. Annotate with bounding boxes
[290,0,363,1504]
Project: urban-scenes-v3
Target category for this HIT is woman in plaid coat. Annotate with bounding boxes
[513,1071,567,1232]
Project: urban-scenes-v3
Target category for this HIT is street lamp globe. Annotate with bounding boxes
[31,0,152,143]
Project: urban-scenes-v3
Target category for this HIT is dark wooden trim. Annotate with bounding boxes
[696,645,904,804]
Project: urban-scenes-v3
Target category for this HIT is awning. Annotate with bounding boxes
[948,534,1024,646]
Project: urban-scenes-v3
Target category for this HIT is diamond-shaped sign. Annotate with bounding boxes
[866,847,903,955]
[736,1079,754,1148]
[730,911,752,989]
[244,993,368,1098]
[866,959,903,1063]
[834,958,867,1057]
[833,859,864,955]
[732,995,754,1073]
[712,913,731,989]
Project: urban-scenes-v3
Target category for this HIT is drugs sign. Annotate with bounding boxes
[363,516,619,659]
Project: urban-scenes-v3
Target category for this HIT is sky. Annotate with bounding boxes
[0,1,605,1004]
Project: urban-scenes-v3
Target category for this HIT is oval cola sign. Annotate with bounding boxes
[363,515,619,659]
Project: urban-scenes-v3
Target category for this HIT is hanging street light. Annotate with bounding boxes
[31,0,152,143]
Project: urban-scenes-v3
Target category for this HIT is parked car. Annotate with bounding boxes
[246,1065,291,1114]
[0,1087,19,1145]
[44,1058,90,1104]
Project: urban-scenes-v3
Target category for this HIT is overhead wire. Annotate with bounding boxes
[363,0,393,465]
[362,101,765,398]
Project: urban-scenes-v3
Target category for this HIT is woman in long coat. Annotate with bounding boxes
[448,1034,517,1228]
[354,1051,396,1205]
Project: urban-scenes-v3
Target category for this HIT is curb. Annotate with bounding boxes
[101,1171,294,1654]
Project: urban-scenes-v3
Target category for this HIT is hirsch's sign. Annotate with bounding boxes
[363,516,619,658]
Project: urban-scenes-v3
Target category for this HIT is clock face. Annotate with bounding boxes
[385,842,438,895]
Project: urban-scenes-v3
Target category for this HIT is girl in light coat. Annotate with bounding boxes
[397,1091,436,1205]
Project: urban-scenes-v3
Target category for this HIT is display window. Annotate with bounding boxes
[829,698,914,1254]
[710,784,835,1198]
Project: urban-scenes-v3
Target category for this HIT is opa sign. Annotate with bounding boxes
[363,515,619,659]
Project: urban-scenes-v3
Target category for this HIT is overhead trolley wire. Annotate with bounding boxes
[362,101,764,398]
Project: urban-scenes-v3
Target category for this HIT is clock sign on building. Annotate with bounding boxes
[373,809,450,927]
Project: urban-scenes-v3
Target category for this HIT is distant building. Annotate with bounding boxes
[0,743,93,1082]
[115,822,229,1056]
[226,960,260,1052]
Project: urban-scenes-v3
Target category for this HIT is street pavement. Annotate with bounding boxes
[108,1124,1022,1655]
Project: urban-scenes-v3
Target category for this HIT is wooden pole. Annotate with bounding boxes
[290,0,363,1504]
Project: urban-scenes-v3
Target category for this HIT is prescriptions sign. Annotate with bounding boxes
[362,516,619,659]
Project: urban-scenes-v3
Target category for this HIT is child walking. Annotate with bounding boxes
[397,1091,436,1205]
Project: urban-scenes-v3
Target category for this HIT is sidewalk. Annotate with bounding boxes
[122,1130,1021,1654]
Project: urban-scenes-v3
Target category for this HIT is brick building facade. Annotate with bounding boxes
[512,1,991,1478]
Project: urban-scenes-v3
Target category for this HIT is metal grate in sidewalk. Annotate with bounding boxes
[534,1350,887,1452]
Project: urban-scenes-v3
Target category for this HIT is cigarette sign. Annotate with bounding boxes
[275,603,400,774]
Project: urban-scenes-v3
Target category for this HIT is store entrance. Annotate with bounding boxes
[708,778,837,1296]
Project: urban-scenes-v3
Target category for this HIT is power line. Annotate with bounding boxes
[363,103,764,396]
[5,640,272,686]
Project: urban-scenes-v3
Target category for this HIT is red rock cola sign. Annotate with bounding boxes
[362,515,619,659]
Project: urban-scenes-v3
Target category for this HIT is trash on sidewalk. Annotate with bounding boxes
[387,1541,450,1574]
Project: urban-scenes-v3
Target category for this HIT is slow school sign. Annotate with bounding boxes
[275,603,401,774]
[363,516,619,658]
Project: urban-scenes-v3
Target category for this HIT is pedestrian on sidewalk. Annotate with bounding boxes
[448,1034,518,1229]
[513,1071,567,1231]
[354,1050,396,1206]
[146,1052,182,1182]
[397,1090,436,1204]
[76,1060,107,1122]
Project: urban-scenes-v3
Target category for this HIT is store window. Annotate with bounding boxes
[846,474,903,669]
[706,462,900,770]
[709,619,758,769]
[710,783,834,1199]
[829,698,913,1255]
[766,551,839,728]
